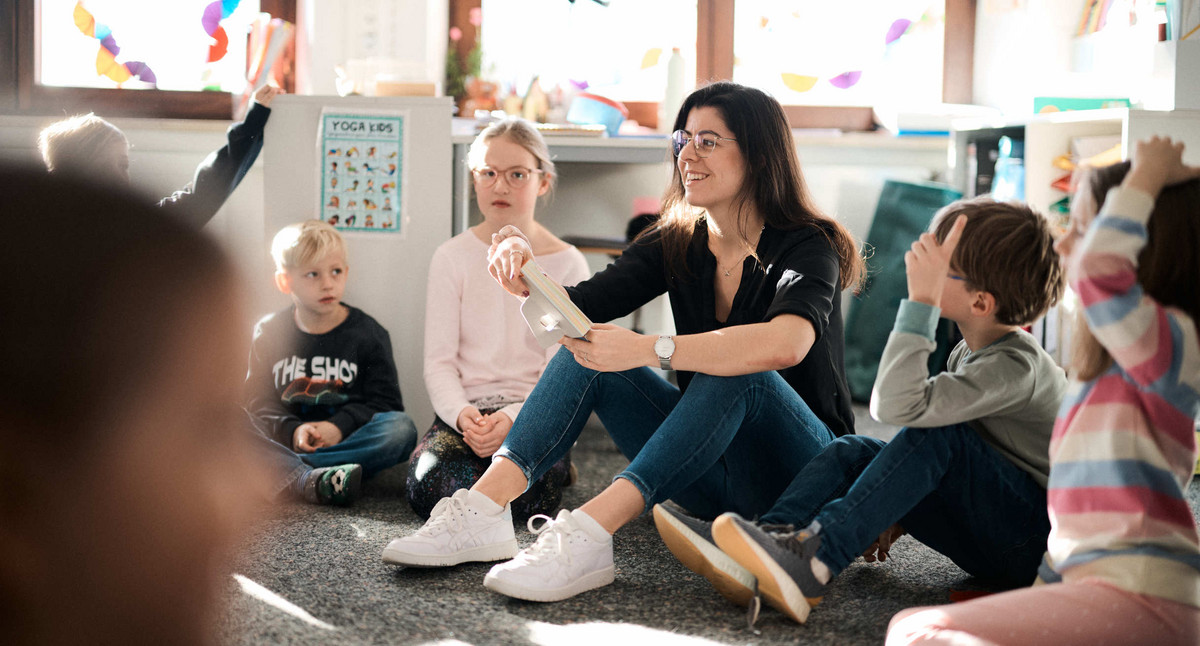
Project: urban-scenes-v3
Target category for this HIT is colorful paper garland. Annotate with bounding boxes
[72,1,156,86]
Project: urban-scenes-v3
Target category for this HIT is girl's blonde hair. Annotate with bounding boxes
[466,117,556,195]
[38,113,128,175]
[1071,161,1200,381]
[271,220,347,272]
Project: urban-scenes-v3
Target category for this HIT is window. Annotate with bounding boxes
[457,0,974,130]
[732,1,945,108]
[39,0,263,92]
[481,0,698,103]
[1,0,296,119]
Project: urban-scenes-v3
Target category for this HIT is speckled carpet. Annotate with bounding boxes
[218,405,1200,645]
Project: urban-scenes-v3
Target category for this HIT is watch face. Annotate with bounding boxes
[655,336,674,358]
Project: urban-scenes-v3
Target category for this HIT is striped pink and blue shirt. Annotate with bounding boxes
[1042,186,1200,607]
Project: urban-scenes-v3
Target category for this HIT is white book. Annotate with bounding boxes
[519,259,593,348]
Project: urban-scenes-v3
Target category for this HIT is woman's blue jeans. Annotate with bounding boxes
[494,346,837,519]
[760,424,1050,586]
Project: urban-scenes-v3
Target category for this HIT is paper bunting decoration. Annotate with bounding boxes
[781,73,818,93]
[885,19,912,44]
[73,2,156,86]
[829,71,862,89]
[204,0,242,63]
[640,48,662,69]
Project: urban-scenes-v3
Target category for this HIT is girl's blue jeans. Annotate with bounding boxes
[760,424,1050,586]
[250,410,417,494]
[494,346,837,519]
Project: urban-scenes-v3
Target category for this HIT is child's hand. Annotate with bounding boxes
[861,524,905,563]
[487,225,533,297]
[1125,136,1200,198]
[904,214,967,308]
[462,412,511,458]
[253,84,282,108]
[456,406,487,434]
[292,421,343,452]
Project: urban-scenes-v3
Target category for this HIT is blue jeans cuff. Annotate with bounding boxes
[492,447,536,492]
[613,471,654,513]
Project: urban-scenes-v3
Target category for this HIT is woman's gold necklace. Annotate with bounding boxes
[718,254,748,277]
[716,225,764,278]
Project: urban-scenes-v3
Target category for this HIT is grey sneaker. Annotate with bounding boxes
[712,512,826,624]
[652,504,756,606]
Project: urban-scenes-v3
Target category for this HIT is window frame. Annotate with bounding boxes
[0,0,297,119]
[453,0,975,131]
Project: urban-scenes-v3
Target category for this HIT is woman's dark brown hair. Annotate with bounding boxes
[650,81,864,292]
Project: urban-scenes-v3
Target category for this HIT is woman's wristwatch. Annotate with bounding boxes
[654,335,675,371]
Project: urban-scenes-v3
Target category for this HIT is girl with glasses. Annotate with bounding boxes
[404,118,590,521]
[384,82,864,604]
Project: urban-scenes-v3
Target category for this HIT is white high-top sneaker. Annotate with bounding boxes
[381,488,518,566]
[483,509,615,602]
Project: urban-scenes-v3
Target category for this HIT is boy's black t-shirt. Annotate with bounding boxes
[565,219,854,437]
[243,304,404,445]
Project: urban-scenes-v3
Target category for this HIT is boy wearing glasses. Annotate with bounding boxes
[657,198,1069,624]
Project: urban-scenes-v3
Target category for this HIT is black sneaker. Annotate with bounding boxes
[305,464,363,506]
[652,504,756,606]
[712,512,825,624]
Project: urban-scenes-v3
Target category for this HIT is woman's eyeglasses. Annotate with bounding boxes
[671,130,737,158]
[471,166,544,188]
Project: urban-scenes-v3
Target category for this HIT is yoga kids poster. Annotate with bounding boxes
[318,111,406,234]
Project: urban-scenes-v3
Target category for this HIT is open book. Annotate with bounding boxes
[519,259,592,348]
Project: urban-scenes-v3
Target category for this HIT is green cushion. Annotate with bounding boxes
[845,180,962,402]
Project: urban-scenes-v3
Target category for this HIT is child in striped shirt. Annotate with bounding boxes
[889,137,1200,645]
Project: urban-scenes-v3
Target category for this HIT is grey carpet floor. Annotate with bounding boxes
[219,405,1200,645]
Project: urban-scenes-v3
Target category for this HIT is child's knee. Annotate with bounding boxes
[371,411,418,448]
[886,606,957,645]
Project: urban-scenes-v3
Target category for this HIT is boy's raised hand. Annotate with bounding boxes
[253,84,282,108]
[904,214,967,308]
[1125,136,1200,198]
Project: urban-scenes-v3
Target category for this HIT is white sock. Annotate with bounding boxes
[465,488,504,513]
[570,508,612,542]
[811,557,831,585]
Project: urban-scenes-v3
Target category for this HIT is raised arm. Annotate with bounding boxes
[1072,137,1200,389]
[869,300,1038,427]
[158,87,280,228]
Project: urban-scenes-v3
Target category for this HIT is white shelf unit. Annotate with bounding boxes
[953,108,1200,216]
[950,108,1200,366]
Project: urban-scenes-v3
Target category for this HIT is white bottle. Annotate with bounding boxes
[660,47,686,132]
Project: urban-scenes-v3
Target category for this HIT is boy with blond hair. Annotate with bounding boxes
[244,219,416,505]
[656,198,1069,624]
[38,85,281,229]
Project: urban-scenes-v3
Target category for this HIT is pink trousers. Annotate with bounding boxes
[886,579,1199,646]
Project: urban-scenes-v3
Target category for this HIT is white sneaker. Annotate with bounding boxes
[483,509,615,602]
[381,489,518,566]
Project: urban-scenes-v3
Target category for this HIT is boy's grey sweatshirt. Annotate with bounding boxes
[869,299,1068,487]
